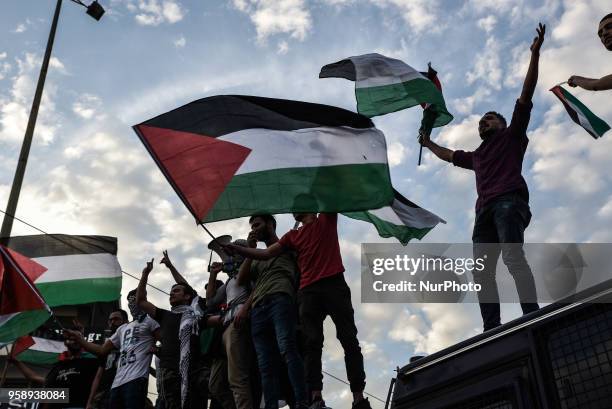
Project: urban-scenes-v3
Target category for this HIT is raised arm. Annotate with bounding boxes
[63,330,115,357]
[206,262,224,302]
[519,23,545,104]
[9,358,45,384]
[236,231,257,286]
[225,242,284,260]
[419,131,454,162]
[136,259,157,317]
[568,74,612,91]
[160,250,188,286]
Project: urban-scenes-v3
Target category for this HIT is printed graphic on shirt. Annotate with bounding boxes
[110,316,159,389]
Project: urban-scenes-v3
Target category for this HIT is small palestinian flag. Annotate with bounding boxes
[1,235,122,342]
[319,53,453,129]
[343,189,445,245]
[0,245,49,342]
[12,335,66,364]
[134,95,394,223]
[550,85,610,139]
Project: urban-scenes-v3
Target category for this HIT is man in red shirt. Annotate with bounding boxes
[226,212,371,409]
[419,23,545,331]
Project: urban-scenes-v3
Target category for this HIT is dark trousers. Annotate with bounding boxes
[251,292,307,408]
[109,377,148,409]
[298,274,366,394]
[472,193,539,331]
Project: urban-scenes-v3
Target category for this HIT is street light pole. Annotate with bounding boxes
[0,0,63,238]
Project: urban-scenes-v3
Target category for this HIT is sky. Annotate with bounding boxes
[1,0,611,407]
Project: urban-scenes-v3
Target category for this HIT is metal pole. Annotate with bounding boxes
[1,0,63,238]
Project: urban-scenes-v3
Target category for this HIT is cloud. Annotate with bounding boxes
[477,15,497,32]
[72,94,102,120]
[390,304,480,353]
[369,0,441,33]
[0,52,10,81]
[0,53,62,145]
[387,142,407,167]
[231,0,312,43]
[466,36,502,90]
[277,40,289,54]
[173,36,186,48]
[134,0,185,26]
[14,24,27,34]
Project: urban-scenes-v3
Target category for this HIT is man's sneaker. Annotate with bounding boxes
[352,398,372,409]
[309,398,331,409]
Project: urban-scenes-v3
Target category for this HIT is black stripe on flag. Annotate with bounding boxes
[319,59,357,81]
[392,188,420,208]
[5,235,118,258]
[137,95,373,138]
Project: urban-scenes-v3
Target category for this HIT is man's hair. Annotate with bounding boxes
[485,111,507,128]
[171,282,197,301]
[249,214,276,229]
[601,13,612,23]
[127,289,137,300]
[113,309,129,322]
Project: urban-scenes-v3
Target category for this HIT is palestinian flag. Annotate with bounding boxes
[550,85,610,139]
[12,335,66,364]
[0,235,122,342]
[319,53,453,128]
[343,189,445,245]
[0,246,50,342]
[134,95,393,222]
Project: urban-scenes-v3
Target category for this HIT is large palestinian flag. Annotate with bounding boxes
[550,85,610,139]
[0,235,122,342]
[319,53,453,129]
[133,95,393,222]
[343,189,445,245]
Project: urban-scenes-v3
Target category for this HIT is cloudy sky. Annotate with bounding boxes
[1,0,611,406]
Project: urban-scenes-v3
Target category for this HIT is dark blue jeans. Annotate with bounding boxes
[251,292,307,408]
[109,377,148,409]
[472,193,539,331]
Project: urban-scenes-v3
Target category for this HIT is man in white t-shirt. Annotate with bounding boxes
[65,286,160,409]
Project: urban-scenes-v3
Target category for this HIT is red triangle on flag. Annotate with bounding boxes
[135,125,252,221]
[0,245,47,315]
[11,335,35,357]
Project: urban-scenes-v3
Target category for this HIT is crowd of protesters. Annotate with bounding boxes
[9,211,372,409]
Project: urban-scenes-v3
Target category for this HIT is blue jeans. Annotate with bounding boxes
[251,293,307,408]
[109,377,148,409]
[472,193,539,331]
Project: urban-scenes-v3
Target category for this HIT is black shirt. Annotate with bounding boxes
[97,349,119,393]
[45,355,99,408]
[153,307,200,371]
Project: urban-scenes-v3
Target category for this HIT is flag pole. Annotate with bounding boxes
[417,144,423,166]
[553,81,568,87]
[0,343,15,387]
[199,223,219,244]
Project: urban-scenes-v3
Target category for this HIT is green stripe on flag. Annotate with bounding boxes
[560,87,610,137]
[356,79,446,118]
[343,211,434,244]
[37,276,123,306]
[0,310,49,343]
[204,164,392,222]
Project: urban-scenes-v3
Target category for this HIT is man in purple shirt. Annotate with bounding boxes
[420,23,546,331]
